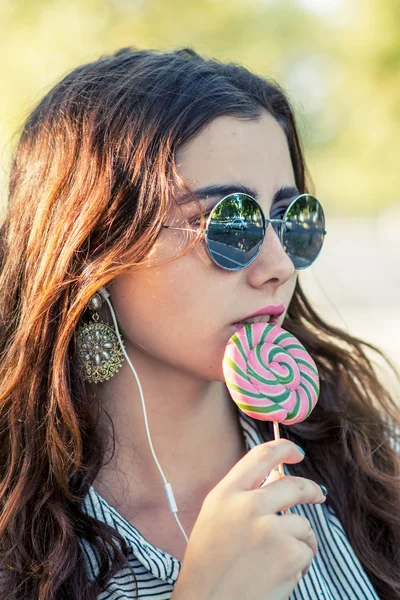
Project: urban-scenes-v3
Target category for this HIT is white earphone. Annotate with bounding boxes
[96,285,189,544]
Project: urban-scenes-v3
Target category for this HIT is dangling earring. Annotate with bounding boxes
[75,292,125,383]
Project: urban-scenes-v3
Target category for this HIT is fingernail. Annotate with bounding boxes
[318,484,328,497]
[296,444,306,456]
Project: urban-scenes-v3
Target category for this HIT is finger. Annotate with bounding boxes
[261,516,316,582]
[278,514,318,556]
[298,541,315,579]
[221,439,305,492]
[283,539,315,583]
[256,475,326,513]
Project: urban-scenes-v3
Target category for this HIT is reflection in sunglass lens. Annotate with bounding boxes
[206,194,264,270]
[282,195,325,269]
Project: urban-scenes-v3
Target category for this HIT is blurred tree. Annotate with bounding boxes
[0,0,399,218]
[306,0,400,214]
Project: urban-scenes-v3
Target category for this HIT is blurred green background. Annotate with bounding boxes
[1,0,400,217]
[1,0,399,384]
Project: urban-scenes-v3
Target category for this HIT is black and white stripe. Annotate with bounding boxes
[81,412,380,599]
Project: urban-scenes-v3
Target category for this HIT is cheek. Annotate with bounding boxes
[107,260,230,380]
[285,272,298,302]
[281,272,298,319]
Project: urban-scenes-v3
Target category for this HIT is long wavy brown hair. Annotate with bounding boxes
[0,46,399,600]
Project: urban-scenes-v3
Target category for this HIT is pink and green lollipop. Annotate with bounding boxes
[223,322,320,425]
[223,322,320,497]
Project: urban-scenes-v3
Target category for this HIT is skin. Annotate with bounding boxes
[93,110,299,554]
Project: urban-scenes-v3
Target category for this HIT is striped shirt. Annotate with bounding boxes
[81,412,380,599]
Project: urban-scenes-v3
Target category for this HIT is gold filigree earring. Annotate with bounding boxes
[75,292,125,383]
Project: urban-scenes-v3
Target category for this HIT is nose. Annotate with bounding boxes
[246,222,295,289]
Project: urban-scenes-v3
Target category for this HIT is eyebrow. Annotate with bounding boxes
[176,183,299,205]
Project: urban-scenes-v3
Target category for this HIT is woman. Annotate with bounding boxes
[0,46,399,600]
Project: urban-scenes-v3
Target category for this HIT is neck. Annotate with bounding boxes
[92,341,248,518]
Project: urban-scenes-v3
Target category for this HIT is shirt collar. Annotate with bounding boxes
[81,411,263,582]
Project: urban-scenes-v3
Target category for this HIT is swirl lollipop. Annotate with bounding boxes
[223,322,320,500]
[223,322,319,425]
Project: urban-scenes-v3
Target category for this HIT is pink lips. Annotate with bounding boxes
[231,303,286,330]
[243,304,286,320]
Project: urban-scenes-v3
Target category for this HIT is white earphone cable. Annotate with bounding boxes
[97,286,189,544]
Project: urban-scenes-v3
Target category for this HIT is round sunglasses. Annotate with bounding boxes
[162,192,327,271]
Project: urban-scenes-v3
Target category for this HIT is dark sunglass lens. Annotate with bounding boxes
[206,194,264,270]
[283,195,326,269]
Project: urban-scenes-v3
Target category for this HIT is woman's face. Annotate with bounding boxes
[109,110,298,381]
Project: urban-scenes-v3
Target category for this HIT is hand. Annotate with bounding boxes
[171,439,326,600]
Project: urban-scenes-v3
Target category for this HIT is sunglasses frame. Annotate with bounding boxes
[162,192,327,271]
